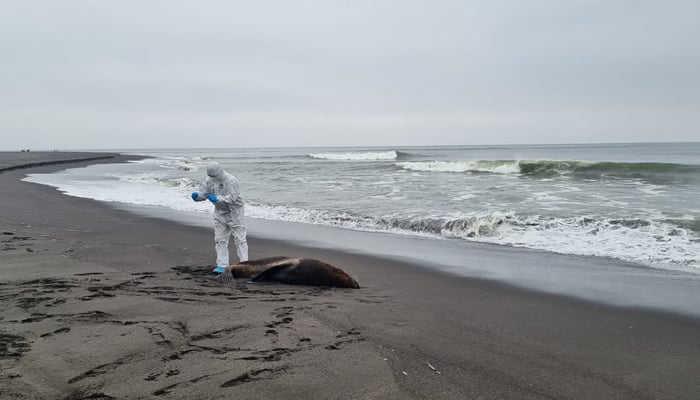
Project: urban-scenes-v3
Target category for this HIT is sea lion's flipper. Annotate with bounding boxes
[250,259,300,283]
[218,267,236,284]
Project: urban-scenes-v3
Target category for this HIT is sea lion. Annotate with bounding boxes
[218,257,360,289]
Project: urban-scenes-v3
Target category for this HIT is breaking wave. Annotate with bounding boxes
[246,204,700,269]
[246,204,512,238]
[396,159,700,180]
[114,173,201,189]
[396,160,520,174]
[519,160,700,178]
[132,157,198,172]
[308,150,418,161]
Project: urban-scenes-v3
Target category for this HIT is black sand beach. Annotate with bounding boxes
[2,153,700,400]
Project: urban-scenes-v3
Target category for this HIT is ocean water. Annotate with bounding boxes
[23,142,700,272]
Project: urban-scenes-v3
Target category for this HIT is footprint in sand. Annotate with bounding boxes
[39,327,71,338]
[0,332,31,359]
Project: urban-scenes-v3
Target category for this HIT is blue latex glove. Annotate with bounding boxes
[213,266,225,274]
[191,192,199,201]
[207,194,218,203]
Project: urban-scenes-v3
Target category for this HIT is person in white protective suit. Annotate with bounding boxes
[191,162,248,274]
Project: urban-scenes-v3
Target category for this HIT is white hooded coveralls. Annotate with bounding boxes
[194,162,248,266]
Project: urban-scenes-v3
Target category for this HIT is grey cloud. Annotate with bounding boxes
[1,1,699,149]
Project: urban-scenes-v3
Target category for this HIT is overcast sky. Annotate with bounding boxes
[1,1,698,150]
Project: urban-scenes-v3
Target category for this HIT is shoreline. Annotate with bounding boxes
[2,153,700,399]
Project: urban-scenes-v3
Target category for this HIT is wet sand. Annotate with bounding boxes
[1,153,700,399]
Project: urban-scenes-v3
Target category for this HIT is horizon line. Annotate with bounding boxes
[3,140,699,153]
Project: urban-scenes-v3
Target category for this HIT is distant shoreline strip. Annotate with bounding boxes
[0,155,117,174]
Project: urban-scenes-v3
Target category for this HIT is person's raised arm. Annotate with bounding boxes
[211,177,240,205]
[191,180,211,202]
